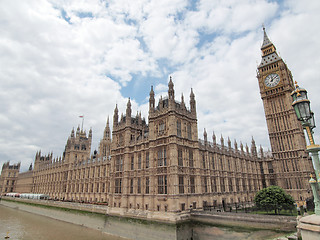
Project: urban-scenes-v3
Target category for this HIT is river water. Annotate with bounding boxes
[0,204,290,240]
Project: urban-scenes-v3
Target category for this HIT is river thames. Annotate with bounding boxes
[0,204,291,240]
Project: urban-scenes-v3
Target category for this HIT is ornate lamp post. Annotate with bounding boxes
[291,82,320,215]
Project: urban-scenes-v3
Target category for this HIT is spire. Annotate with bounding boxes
[212,131,216,145]
[259,26,280,68]
[259,145,264,157]
[113,104,118,126]
[251,136,257,156]
[190,88,196,114]
[220,134,224,146]
[89,128,92,138]
[228,137,231,149]
[76,125,80,136]
[234,139,238,151]
[261,26,272,49]
[149,85,155,111]
[126,98,132,123]
[181,94,186,109]
[71,128,75,138]
[204,128,207,143]
[168,76,174,100]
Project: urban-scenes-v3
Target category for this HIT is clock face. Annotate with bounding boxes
[264,73,280,87]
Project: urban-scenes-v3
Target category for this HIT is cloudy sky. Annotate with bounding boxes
[1,0,320,172]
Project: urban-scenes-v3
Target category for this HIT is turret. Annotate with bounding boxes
[212,131,216,145]
[220,134,224,147]
[204,128,207,143]
[168,76,174,100]
[113,104,118,127]
[89,128,92,138]
[259,145,264,158]
[181,94,186,109]
[71,128,75,138]
[126,98,132,125]
[251,137,257,156]
[190,88,196,114]
[104,117,111,140]
[227,137,232,149]
[149,86,155,112]
[76,125,80,136]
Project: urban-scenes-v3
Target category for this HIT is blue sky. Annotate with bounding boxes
[1,0,320,171]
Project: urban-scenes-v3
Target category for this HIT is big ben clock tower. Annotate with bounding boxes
[257,27,314,201]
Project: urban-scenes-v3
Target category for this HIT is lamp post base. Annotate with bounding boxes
[297,214,320,240]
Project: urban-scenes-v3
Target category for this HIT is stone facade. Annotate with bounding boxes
[1,80,272,214]
[256,28,314,202]
[15,166,34,193]
[0,29,313,214]
[0,161,20,194]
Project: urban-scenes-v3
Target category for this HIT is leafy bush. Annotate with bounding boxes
[254,186,295,214]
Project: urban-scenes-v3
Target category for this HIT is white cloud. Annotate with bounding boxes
[1,0,320,172]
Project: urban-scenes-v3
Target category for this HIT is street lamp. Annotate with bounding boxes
[291,82,320,215]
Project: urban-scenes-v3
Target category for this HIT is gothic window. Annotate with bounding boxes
[202,177,208,193]
[202,153,206,169]
[131,156,134,170]
[211,177,217,192]
[81,144,86,150]
[211,155,215,170]
[268,162,274,174]
[130,178,133,193]
[145,177,149,194]
[119,134,124,146]
[228,178,233,192]
[146,152,149,168]
[187,123,192,140]
[220,157,223,171]
[157,148,167,167]
[158,175,167,194]
[242,178,246,191]
[178,148,183,166]
[236,178,240,192]
[138,153,141,169]
[115,178,122,193]
[190,176,195,193]
[179,175,184,194]
[116,157,123,172]
[137,177,141,194]
[177,120,181,137]
[221,178,225,192]
[189,149,193,167]
[158,121,165,135]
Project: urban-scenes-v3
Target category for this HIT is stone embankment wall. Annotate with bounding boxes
[0,198,190,240]
[191,211,297,231]
[1,197,297,240]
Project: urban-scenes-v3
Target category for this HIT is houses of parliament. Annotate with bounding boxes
[0,29,314,214]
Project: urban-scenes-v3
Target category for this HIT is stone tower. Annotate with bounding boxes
[256,27,314,201]
[0,161,20,194]
[63,126,92,164]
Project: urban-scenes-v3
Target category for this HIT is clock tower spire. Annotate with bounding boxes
[257,27,314,201]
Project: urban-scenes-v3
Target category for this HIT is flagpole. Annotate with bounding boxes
[82,116,84,132]
[79,115,84,132]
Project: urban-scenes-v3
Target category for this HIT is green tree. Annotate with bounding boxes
[254,186,295,215]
